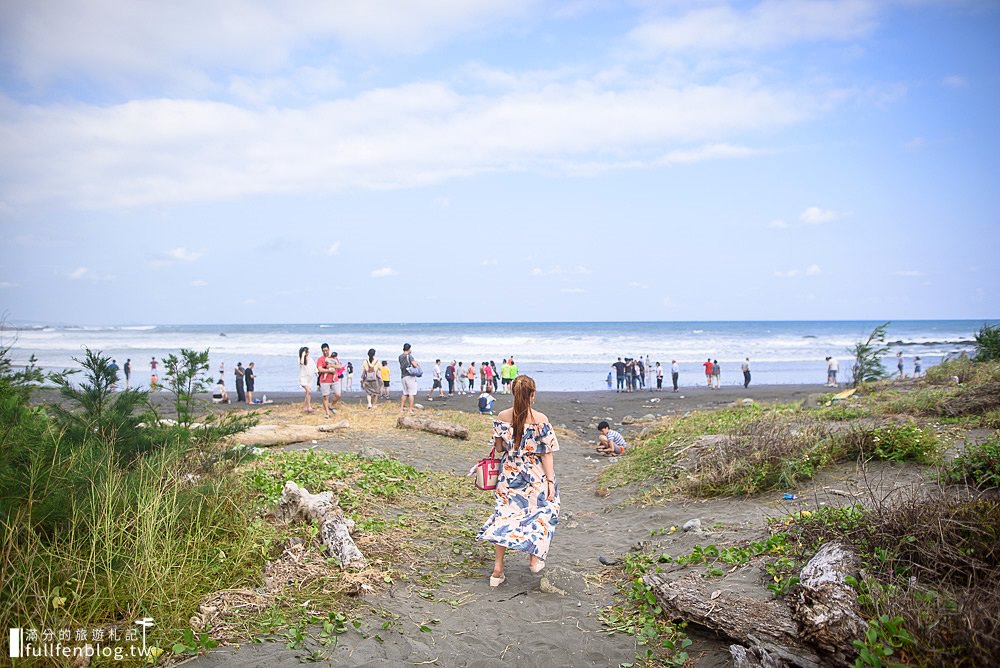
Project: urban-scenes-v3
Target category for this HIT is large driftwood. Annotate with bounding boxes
[644,571,823,668]
[396,416,469,440]
[318,420,351,432]
[275,481,366,569]
[646,540,867,667]
[793,542,867,664]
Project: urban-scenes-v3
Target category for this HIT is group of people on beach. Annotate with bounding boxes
[610,356,680,392]
[291,344,520,418]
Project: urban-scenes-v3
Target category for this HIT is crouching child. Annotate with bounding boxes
[597,421,627,456]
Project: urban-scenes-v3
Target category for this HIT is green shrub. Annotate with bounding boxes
[945,434,1000,488]
[869,423,939,463]
[975,323,1000,362]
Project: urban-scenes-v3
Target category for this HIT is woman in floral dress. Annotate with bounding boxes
[478,375,560,586]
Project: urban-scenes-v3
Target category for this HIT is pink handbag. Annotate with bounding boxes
[474,447,501,491]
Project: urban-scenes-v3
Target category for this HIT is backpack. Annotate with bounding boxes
[445,365,455,381]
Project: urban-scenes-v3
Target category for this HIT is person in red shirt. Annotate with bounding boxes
[316,343,344,418]
[703,358,714,388]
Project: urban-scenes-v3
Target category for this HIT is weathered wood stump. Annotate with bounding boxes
[318,420,351,432]
[644,571,822,668]
[396,416,469,439]
[646,540,866,667]
[275,481,366,569]
[793,542,867,664]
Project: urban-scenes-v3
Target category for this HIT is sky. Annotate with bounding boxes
[0,0,998,325]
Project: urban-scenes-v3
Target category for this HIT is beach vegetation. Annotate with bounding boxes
[772,492,1000,666]
[943,433,1000,488]
[850,322,891,387]
[599,551,692,666]
[974,322,1000,361]
[162,348,212,426]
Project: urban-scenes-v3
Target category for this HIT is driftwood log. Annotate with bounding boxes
[645,541,865,667]
[318,420,351,432]
[275,481,366,569]
[793,542,867,664]
[396,416,469,440]
[644,571,822,668]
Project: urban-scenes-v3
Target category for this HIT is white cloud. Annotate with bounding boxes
[774,269,800,278]
[560,287,585,294]
[895,270,924,277]
[905,137,925,151]
[152,247,204,266]
[806,264,821,275]
[942,75,967,88]
[800,206,839,225]
[628,0,879,54]
[67,266,115,281]
[627,281,648,289]
[531,268,544,276]
[370,266,397,278]
[481,258,498,266]
[768,219,788,229]
[0,77,828,210]
[190,279,208,287]
[0,1,536,89]
[325,242,341,256]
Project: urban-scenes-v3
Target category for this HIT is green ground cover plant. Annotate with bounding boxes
[944,433,1000,488]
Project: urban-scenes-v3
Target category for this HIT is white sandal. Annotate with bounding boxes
[489,573,505,587]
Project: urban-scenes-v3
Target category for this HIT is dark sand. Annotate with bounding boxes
[146,383,893,667]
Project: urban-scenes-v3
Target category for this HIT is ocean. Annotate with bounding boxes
[3,320,991,393]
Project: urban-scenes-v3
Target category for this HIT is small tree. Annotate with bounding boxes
[162,349,212,426]
[974,323,1000,362]
[851,322,890,387]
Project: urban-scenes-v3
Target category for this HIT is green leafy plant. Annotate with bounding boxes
[172,628,220,655]
[974,323,1000,362]
[852,614,914,668]
[600,552,692,666]
[162,348,212,426]
[851,322,891,387]
[944,434,1000,487]
[869,423,939,463]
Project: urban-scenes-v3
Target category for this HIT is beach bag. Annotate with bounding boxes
[362,361,377,382]
[406,365,423,377]
[472,447,500,491]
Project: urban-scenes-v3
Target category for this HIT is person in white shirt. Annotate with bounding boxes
[826,357,839,387]
[671,360,680,392]
[428,359,445,400]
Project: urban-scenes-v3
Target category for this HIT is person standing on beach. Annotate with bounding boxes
[896,352,905,379]
[345,361,354,392]
[456,362,465,395]
[123,358,131,388]
[914,356,922,377]
[398,343,420,414]
[826,356,838,387]
[490,361,500,390]
[298,347,315,414]
[671,360,680,392]
[655,362,663,390]
[742,358,751,388]
[149,357,159,389]
[218,360,224,380]
[468,362,477,393]
[362,349,382,409]
[245,362,256,403]
[623,358,634,392]
[445,360,456,395]
[612,357,626,392]
[646,355,653,391]
[712,359,721,389]
[380,360,390,398]
[234,362,246,403]
[480,361,488,392]
[484,360,495,393]
[500,359,511,393]
[478,375,559,587]
[317,344,343,417]
[429,359,444,401]
[703,358,714,388]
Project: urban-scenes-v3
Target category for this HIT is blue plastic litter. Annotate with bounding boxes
[783,493,797,500]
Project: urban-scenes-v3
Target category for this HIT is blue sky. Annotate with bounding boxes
[0,0,997,325]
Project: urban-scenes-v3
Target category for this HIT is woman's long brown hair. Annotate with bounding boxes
[511,375,536,446]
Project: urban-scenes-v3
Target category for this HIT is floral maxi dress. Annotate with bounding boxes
[478,420,560,559]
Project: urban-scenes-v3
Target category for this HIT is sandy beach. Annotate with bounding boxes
[160,380,907,668]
